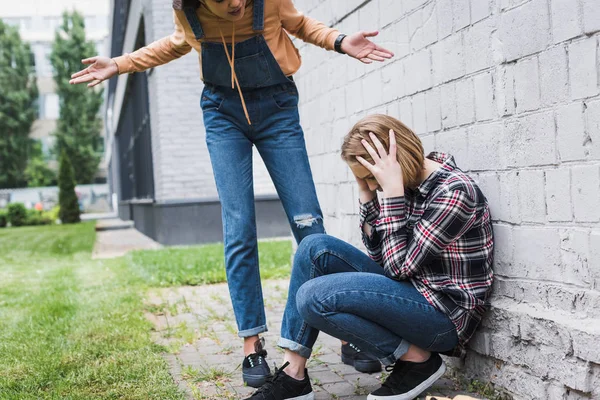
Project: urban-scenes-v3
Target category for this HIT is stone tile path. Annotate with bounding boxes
[145,280,486,400]
[92,218,161,259]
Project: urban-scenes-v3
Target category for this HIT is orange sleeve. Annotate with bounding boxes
[113,11,192,74]
[279,0,340,51]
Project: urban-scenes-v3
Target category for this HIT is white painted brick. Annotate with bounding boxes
[358,0,379,31]
[412,93,427,134]
[559,229,592,287]
[518,170,546,223]
[463,18,494,74]
[498,0,551,62]
[546,168,572,222]
[471,0,491,23]
[362,71,383,110]
[551,0,583,43]
[475,173,500,217]
[380,63,403,104]
[420,134,435,155]
[568,38,599,100]
[474,72,495,121]
[405,49,432,94]
[453,0,471,31]
[495,64,516,117]
[514,57,541,113]
[379,0,402,28]
[377,18,410,60]
[492,223,514,270]
[504,112,556,167]
[469,122,505,170]
[571,165,600,222]
[345,79,364,115]
[582,0,600,34]
[591,231,600,287]
[397,97,413,128]
[539,45,569,106]
[557,102,586,162]
[455,77,475,125]
[584,100,600,159]
[435,127,470,170]
[410,2,438,51]
[437,0,454,39]
[440,82,458,128]
[404,0,429,13]
[425,87,442,133]
[512,227,561,279]
[432,34,465,85]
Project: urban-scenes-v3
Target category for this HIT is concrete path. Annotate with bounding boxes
[92,218,161,259]
[145,280,487,400]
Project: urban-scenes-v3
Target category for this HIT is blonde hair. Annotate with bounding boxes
[341,114,425,189]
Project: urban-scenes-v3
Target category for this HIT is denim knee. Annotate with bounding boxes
[296,279,325,323]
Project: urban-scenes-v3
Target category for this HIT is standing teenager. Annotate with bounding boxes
[70,0,394,387]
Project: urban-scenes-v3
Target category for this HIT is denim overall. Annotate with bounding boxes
[183,0,325,338]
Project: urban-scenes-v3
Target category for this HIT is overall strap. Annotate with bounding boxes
[179,0,204,40]
[252,0,264,32]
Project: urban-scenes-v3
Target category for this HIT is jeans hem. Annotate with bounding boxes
[277,337,312,359]
[380,339,410,366]
[238,325,268,338]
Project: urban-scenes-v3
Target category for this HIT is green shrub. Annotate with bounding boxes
[26,209,53,226]
[0,210,7,228]
[42,206,60,223]
[58,152,81,224]
[7,203,27,227]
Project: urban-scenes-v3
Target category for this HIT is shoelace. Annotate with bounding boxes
[381,362,410,388]
[349,343,361,352]
[253,361,290,394]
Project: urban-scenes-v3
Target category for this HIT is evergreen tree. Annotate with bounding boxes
[51,11,103,184]
[58,151,81,224]
[0,20,39,188]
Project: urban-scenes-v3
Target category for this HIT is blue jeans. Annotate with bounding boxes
[202,82,325,338]
[278,234,458,365]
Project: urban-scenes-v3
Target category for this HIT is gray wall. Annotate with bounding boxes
[293,0,600,398]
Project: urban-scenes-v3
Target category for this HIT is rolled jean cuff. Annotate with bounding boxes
[380,339,410,366]
[277,337,312,359]
[238,324,268,338]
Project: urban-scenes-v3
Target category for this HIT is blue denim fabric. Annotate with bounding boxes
[278,234,458,364]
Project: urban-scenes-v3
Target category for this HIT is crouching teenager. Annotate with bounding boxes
[249,114,494,400]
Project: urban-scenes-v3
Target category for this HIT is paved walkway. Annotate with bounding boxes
[145,280,486,400]
[92,218,161,259]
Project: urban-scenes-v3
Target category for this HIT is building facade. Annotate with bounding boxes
[0,0,109,178]
[105,0,288,245]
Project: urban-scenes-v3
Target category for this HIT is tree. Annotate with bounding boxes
[0,20,39,189]
[25,141,56,187]
[50,11,103,184]
[58,151,80,224]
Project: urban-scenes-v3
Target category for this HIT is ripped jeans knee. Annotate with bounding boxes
[291,213,325,242]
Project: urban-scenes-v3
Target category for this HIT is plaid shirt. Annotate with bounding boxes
[360,152,494,356]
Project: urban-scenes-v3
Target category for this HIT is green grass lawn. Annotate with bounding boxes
[0,223,292,399]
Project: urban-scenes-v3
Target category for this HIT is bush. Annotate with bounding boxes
[26,209,53,226]
[0,210,7,228]
[43,206,60,223]
[58,152,80,224]
[7,203,27,227]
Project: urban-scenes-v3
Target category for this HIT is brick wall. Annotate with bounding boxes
[293,0,600,398]
[141,0,276,202]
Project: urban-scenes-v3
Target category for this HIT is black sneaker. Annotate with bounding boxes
[341,342,382,373]
[244,361,314,400]
[368,353,446,400]
[243,338,272,388]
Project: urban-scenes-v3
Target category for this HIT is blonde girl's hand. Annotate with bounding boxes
[356,130,405,198]
[341,31,394,64]
[69,56,119,88]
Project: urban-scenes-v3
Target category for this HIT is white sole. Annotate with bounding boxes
[367,361,446,400]
[287,393,314,400]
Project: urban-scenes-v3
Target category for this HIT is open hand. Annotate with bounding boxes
[69,56,118,87]
[356,130,404,198]
[341,31,394,64]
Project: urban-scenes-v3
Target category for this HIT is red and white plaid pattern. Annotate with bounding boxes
[360,152,494,355]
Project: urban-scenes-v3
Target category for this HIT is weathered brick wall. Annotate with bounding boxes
[141,0,276,202]
[293,0,600,398]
